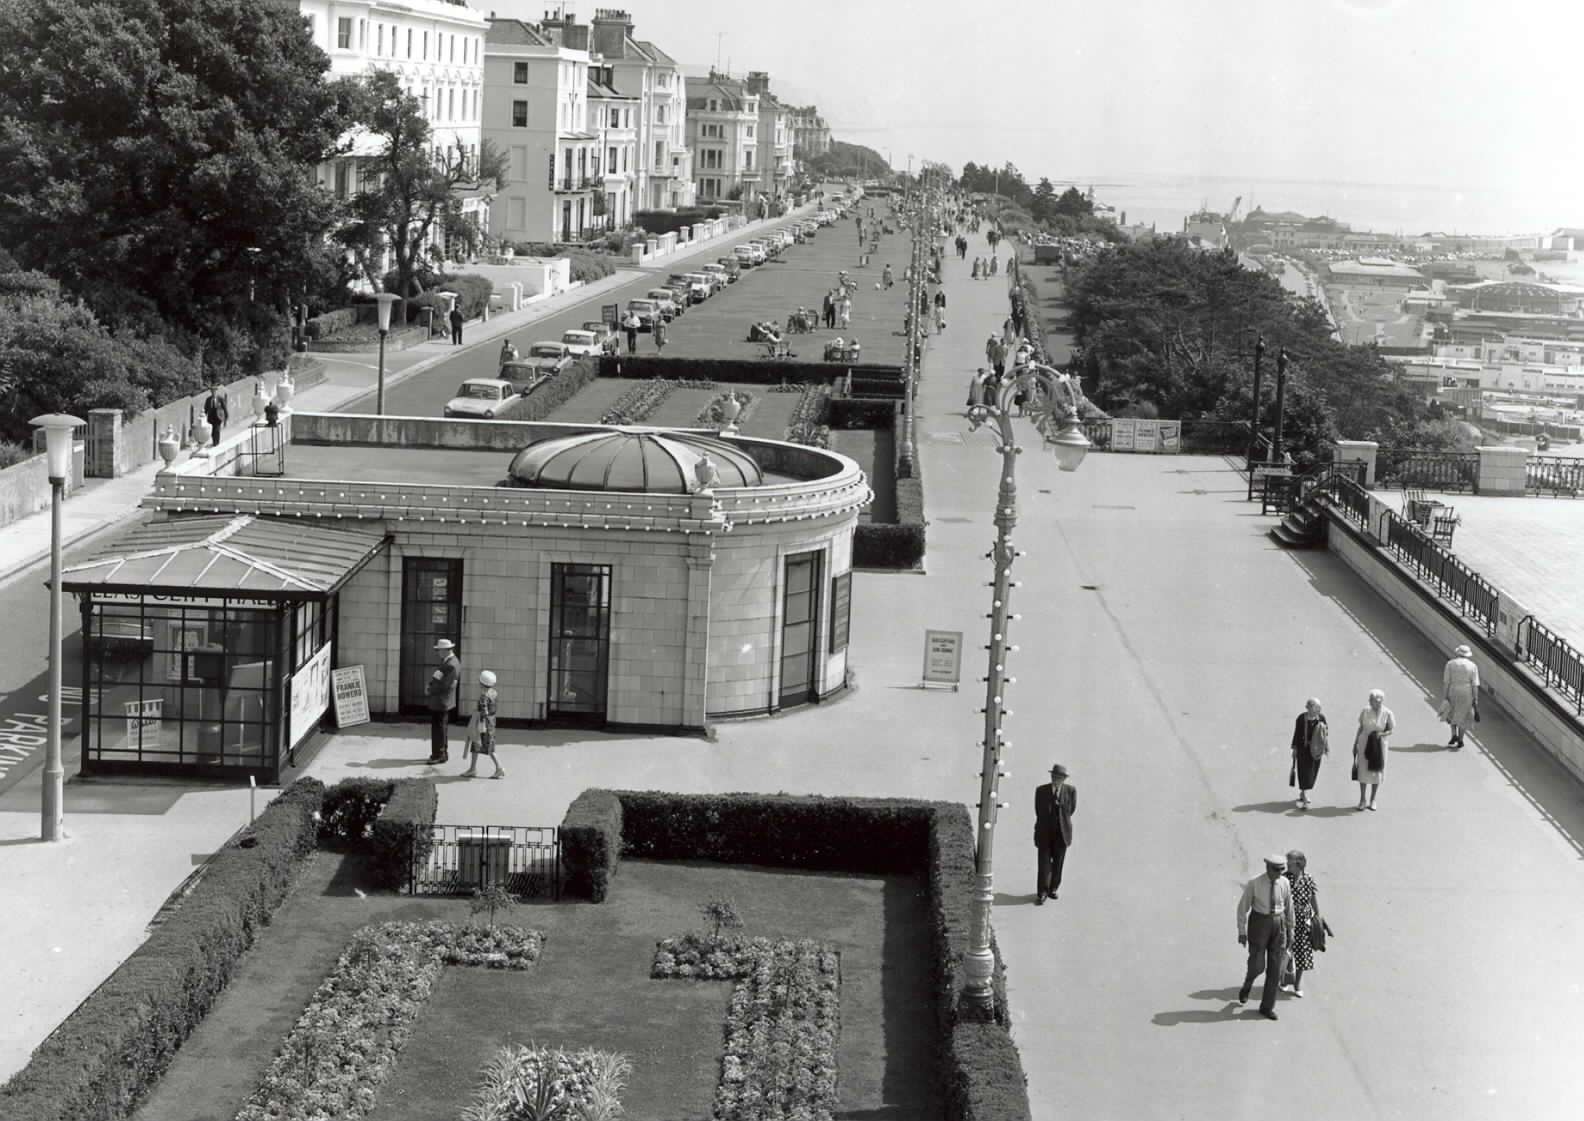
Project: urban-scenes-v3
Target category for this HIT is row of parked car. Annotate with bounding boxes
[443,198,857,419]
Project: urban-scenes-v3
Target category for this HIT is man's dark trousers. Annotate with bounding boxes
[429,709,449,762]
[1036,836,1067,899]
[1241,913,1287,1014]
[209,422,223,447]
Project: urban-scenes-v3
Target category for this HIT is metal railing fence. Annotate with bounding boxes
[1374,448,1480,493]
[1516,617,1584,713]
[1524,456,1584,498]
[1377,507,1499,634]
[409,824,561,899]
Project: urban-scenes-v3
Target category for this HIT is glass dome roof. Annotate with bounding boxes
[506,428,765,493]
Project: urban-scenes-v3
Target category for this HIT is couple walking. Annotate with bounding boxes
[1287,690,1394,811]
[1236,851,1331,1020]
[425,639,505,778]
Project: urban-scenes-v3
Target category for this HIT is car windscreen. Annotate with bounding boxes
[529,345,562,358]
[460,384,501,400]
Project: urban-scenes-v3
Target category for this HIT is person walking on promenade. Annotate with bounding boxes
[623,310,640,355]
[823,289,836,330]
[1237,854,1294,1020]
[882,263,894,289]
[203,385,229,449]
[448,304,464,345]
[1352,688,1394,810]
[1033,764,1077,904]
[986,333,1000,372]
[988,254,999,276]
[426,639,460,764]
[652,316,667,354]
[837,293,852,329]
[1290,698,1329,809]
[1441,644,1480,749]
[461,669,504,779]
[1280,850,1329,998]
[971,256,983,279]
[934,288,947,331]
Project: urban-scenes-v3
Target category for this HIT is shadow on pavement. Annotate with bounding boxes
[1230,800,1356,818]
[1392,741,1456,754]
[1152,988,1250,1026]
[993,891,1041,906]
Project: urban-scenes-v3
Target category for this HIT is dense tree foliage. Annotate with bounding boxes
[802,140,892,181]
[0,0,358,377]
[1067,240,1454,464]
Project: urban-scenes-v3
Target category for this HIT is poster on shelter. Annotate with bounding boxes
[1159,421,1181,453]
[124,699,163,749]
[289,644,332,750]
[1111,419,1137,452]
[1134,420,1160,452]
[333,666,371,729]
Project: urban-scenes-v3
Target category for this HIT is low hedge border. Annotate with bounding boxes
[368,778,437,890]
[555,790,1030,1120]
[0,778,327,1121]
[853,401,926,570]
[520,357,598,421]
[597,355,905,387]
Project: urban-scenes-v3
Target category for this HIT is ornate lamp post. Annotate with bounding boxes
[374,292,399,416]
[31,413,84,841]
[961,362,1090,1016]
[1272,347,1290,466]
[1245,334,1265,500]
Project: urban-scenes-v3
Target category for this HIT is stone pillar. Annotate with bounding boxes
[630,244,646,266]
[1477,445,1528,496]
[87,408,123,479]
[681,543,714,730]
[1332,439,1378,485]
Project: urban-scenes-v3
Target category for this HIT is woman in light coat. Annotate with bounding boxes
[1352,689,1394,811]
[1289,698,1329,810]
[1441,644,1480,750]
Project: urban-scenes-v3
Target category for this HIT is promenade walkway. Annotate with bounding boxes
[4,213,1583,1119]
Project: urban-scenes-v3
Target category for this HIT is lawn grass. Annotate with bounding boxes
[547,375,641,422]
[833,427,896,523]
[135,853,940,1121]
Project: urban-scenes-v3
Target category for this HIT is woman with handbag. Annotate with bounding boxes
[1352,688,1394,811]
[1289,698,1329,810]
[1281,850,1331,998]
[461,669,504,779]
[1441,644,1480,750]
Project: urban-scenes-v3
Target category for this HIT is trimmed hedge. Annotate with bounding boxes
[554,790,1030,1121]
[829,396,898,429]
[519,357,598,421]
[635,206,726,236]
[0,778,327,1121]
[597,355,905,388]
[368,778,437,890]
[318,777,395,847]
[853,401,926,569]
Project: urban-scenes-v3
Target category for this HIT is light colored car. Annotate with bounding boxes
[626,298,660,329]
[683,271,720,297]
[443,378,534,419]
[560,329,602,357]
[645,288,682,319]
[700,263,731,288]
[525,340,574,376]
[734,245,761,266]
[581,320,620,354]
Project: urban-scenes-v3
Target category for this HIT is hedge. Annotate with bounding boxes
[635,206,725,236]
[519,357,598,421]
[303,307,360,341]
[318,777,395,847]
[828,396,898,429]
[853,402,926,569]
[597,355,905,388]
[553,790,1029,1121]
[368,778,437,890]
[0,778,327,1121]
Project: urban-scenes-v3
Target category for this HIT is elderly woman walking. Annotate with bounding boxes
[1281,850,1330,998]
[1441,643,1480,749]
[1352,688,1395,810]
[1289,698,1329,810]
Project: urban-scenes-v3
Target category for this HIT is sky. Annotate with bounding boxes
[486,0,1583,232]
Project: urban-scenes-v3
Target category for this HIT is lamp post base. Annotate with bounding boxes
[961,946,998,1021]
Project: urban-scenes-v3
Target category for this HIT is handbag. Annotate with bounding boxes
[1289,756,1297,788]
[1311,914,1331,952]
[1364,730,1384,772]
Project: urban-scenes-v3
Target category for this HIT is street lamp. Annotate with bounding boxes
[1272,347,1290,466]
[374,292,399,415]
[961,362,1089,1017]
[1245,334,1265,500]
[31,413,84,842]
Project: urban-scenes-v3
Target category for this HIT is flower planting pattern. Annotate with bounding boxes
[696,390,756,429]
[235,921,542,1121]
[785,384,832,449]
[462,1044,632,1121]
[598,378,718,426]
[653,934,840,1121]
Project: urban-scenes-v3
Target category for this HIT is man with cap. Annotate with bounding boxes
[1237,855,1296,1020]
[1033,764,1077,904]
[426,639,461,764]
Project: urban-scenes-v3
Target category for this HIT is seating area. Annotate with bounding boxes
[1405,488,1458,544]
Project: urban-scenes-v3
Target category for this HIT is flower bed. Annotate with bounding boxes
[235,921,542,1121]
[462,1044,631,1121]
[785,384,832,449]
[600,378,677,425]
[653,934,840,1121]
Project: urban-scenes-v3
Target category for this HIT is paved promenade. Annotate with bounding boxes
[3,216,1583,1118]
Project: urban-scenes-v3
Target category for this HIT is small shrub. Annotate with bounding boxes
[317,777,394,846]
[440,273,494,321]
[470,884,518,929]
[463,1044,631,1121]
[368,778,437,890]
[698,897,742,940]
[559,789,622,901]
[561,250,616,284]
[0,441,36,469]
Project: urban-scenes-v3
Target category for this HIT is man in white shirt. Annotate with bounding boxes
[1237,854,1295,1020]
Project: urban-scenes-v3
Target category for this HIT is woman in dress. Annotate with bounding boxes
[1441,644,1480,750]
[1281,850,1327,998]
[461,669,504,779]
[1352,688,1394,810]
[1289,698,1329,810]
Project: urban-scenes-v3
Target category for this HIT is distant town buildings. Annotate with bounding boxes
[1326,258,1425,288]
[788,105,831,158]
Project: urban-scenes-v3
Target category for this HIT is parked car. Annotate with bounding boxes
[581,320,620,354]
[715,256,741,280]
[683,271,720,298]
[700,263,731,288]
[626,298,660,329]
[524,340,574,376]
[645,288,682,320]
[661,280,694,309]
[734,245,761,267]
[668,274,710,302]
[560,328,603,357]
[443,378,536,420]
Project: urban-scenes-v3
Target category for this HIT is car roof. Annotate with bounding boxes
[563,328,595,337]
[460,377,510,388]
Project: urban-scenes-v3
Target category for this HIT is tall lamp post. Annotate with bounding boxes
[1245,334,1265,500]
[961,362,1090,1016]
[31,413,84,841]
[1272,347,1290,466]
[374,292,399,415]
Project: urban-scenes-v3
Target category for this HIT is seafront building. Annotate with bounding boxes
[788,104,831,160]
[685,71,762,203]
[745,72,796,201]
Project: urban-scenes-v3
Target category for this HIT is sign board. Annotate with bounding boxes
[601,303,620,328]
[1111,419,1137,452]
[124,699,163,749]
[1158,420,1182,453]
[922,629,963,687]
[333,665,371,729]
[1134,419,1160,452]
[1251,465,1293,480]
[1495,591,1532,658]
[828,573,852,653]
[288,642,333,750]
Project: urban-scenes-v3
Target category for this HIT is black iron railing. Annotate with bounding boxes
[1379,508,1498,634]
[1517,617,1584,713]
[1375,448,1480,493]
[1074,418,1254,455]
[1525,455,1584,498]
[409,824,560,899]
[1315,470,1371,528]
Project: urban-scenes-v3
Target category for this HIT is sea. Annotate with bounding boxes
[1058,172,1569,243]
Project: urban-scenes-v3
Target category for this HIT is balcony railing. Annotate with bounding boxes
[1378,502,1499,634]
[1517,617,1584,714]
[1525,455,1584,498]
[1374,447,1480,493]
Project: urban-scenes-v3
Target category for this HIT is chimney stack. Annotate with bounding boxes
[745,70,770,95]
[591,7,632,59]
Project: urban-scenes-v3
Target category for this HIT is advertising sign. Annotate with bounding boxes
[124,699,163,749]
[1159,420,1182,453]
[288,643,333,750]
[333,665,371,729]
[1495,591,1532,658]
[922,629,963,687]
[602,303,621,328]
[1111,419,1137,452]
[829,573,852,653]
[1134,419,1160,453]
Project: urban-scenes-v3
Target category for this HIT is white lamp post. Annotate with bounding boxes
[374,292,399,415]
[960,364,1088,1016]
[31,413,84,842]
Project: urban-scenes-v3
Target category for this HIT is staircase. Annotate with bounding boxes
[1269,496,1326,549]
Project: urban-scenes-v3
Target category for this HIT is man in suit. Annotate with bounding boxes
[426,639,460,764]
[1237,855,1295,1021]
[1034,764,1077,904]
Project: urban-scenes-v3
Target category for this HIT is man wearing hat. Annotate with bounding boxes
[426,639,461,764]
[1033,764,1077,905]
[1237,855,1296,1020]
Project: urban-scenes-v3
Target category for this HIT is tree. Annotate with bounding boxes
[0,0,357,377]
[469,884,518,929]
[1031,178,1058,223]
[698,897,742,941]
[1054,187,1094,220]
[336,70,506,319]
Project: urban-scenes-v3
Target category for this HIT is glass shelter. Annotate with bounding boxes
[62,515,387,781]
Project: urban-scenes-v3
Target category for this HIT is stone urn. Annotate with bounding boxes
[719,394,743,436]
[189,418,209,449]
[157,427,180,467]
[274,370,295,410]
[251,378,270,419]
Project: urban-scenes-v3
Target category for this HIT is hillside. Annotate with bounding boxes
[803,139,892,179]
